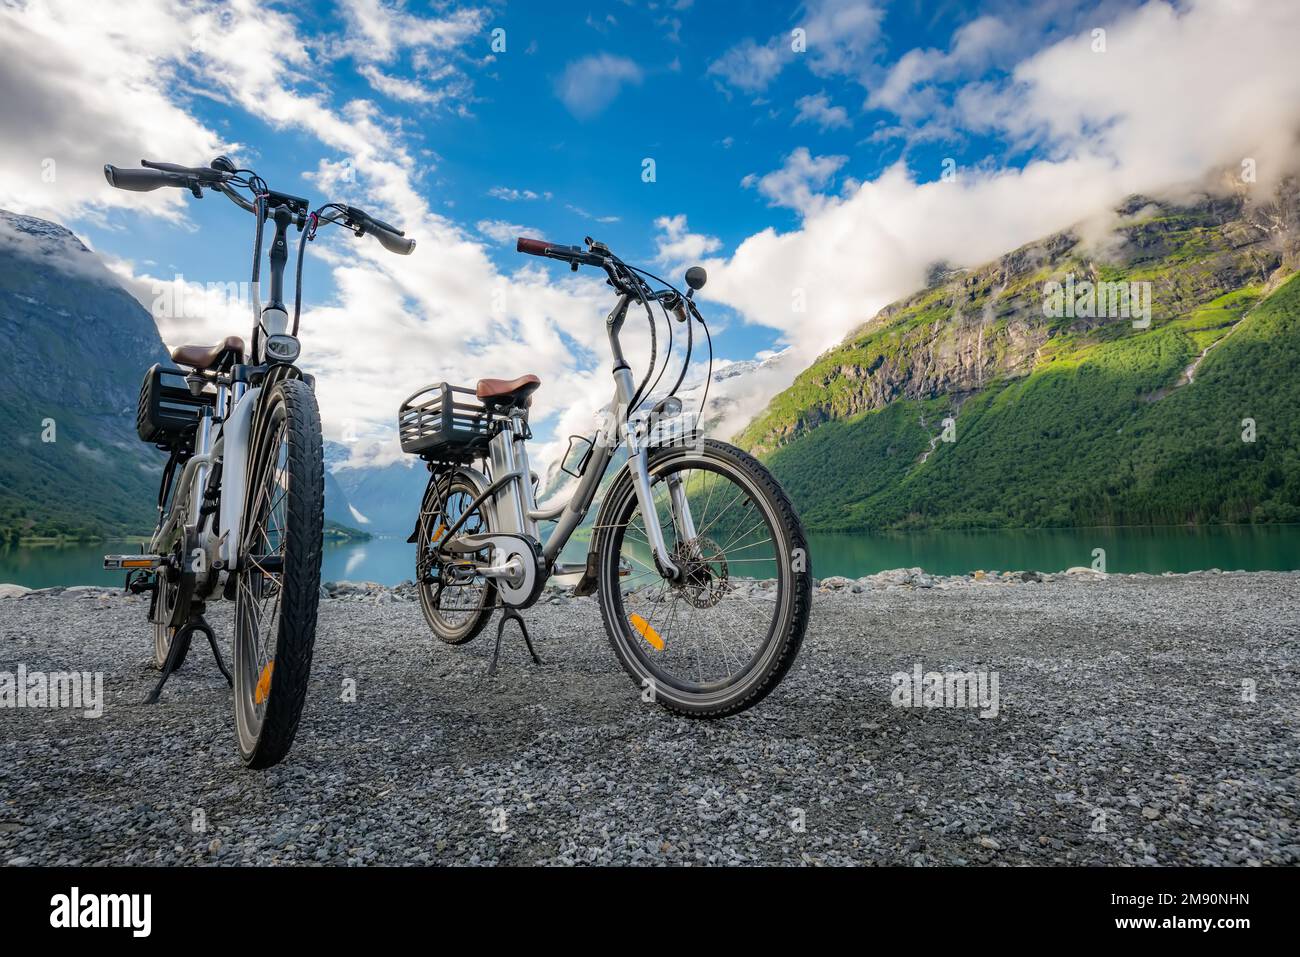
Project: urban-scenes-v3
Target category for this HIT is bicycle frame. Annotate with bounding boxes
[108,157,413,595]
[143,202,307,595]
[445,292,694,584]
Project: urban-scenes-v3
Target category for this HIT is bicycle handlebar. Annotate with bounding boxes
[103,165,186,192]
[516,236,604,267]
[104,160,416,255]
[345,205,415,256]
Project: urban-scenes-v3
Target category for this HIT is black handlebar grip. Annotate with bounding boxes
[103,164,178,192]
[369,225,416,256]
[141,159,194,174]
[141,159,231,184]
[516,237,552,256]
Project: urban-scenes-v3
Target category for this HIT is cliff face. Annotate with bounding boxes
[0,211,169,539]
[740,181,1299,456]
[735,178,1300,532]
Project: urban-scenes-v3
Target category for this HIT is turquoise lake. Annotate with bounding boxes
[4,524,1298,588]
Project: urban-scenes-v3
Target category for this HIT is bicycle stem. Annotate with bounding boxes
[266,205,292,310]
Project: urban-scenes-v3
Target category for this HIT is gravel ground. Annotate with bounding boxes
[0,571,1296,866]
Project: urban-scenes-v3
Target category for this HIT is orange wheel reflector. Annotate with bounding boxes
[254,659,275,705]
[431,524,446,543]
[629,614,664,651]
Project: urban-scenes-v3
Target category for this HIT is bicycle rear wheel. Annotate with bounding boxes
[151,559,191,670]
[415,471,496,644]
[232,378,324,769]
[595,439,811,717]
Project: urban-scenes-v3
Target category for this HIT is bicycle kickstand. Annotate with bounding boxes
[143,615,232,704]
[487,605,543,677]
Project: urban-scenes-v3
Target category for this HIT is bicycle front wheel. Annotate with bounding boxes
[595,439,812,717]
[232,378,324,769]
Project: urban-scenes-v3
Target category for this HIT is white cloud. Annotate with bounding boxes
[336,0,484,63]
[707,37,791,93]
[0,0,226,222]
[488,186,550,201]
[555,54,643,119]
[692,0,1300,373]
[357,63,466,106]
[801,0,885,80]
[793,92,850,130]
[566,204,620,225]
[104,259,254,354]
[741,148,847,215]
[867,15,1013,117]
[476,219,538,245]
[653,214,721,266]
[708,0,884,93]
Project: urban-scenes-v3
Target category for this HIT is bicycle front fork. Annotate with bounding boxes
[627,441,699,582]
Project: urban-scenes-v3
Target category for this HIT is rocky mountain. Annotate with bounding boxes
[0,211,168,541]
[738,177,1300,531]
[0,211,367,542]
[327,448,428,536]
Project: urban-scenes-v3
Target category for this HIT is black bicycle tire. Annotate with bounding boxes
[595,439,812,718]
[233,378,324,769]
[415,471,497,644]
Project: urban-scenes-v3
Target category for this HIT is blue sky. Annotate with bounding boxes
[3,0,1296,466]
[71,0,1131,365]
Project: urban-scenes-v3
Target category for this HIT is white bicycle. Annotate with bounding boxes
[399,236,812,716]
[102,156,414,767]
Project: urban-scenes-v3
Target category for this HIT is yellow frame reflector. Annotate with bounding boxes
[629,613,664,651]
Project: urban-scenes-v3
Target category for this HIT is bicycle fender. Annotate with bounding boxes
[405,465,493,544]
[218,385,261,570]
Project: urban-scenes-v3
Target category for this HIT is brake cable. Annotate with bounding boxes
[642,288,674,410]
[291,211,318,335]
[624,263,706,424]
[612,258,657,420]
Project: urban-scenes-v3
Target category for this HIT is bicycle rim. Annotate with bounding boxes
[233,404,290,756]
[608,455,793,697]
[417,476,494,641]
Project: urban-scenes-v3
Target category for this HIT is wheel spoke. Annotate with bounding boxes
[612,456,789,693]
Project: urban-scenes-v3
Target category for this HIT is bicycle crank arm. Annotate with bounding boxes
[445,532,545,608]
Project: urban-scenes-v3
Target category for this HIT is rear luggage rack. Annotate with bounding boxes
[397,382,499,461]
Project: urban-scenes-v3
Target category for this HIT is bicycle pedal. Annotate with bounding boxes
[126,576,157,595]
[104,554,164,570]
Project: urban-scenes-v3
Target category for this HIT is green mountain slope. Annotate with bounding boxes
[0,211,169,541]
[738,183,1300,531]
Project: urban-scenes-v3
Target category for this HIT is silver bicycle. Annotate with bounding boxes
[102,156,414,766]
[399,236,812,716]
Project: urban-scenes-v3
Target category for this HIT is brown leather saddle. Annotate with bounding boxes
[170,335,245,372]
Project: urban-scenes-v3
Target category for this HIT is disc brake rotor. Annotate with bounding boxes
[672,536,729,609]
